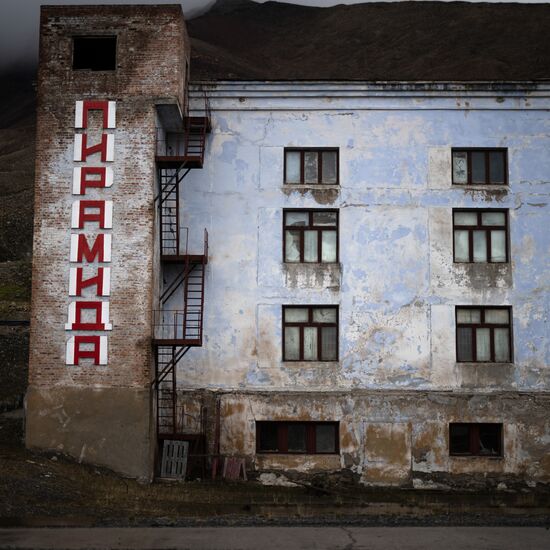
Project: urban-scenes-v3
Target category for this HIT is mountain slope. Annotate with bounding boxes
[188,1,550,80]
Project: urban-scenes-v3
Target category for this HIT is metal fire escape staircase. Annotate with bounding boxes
[152,96,211,439]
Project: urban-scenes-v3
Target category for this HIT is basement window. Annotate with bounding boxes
[452,149,507,185]
[284,209,338,263]
[285,148,339,185]
[283,305,338,361]
[456,306,512,363]
[73,36,117,71]
[453,209,508,263]
[449,423,503,457]
[256,421,339,454]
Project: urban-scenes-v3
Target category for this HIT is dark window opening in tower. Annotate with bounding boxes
[73,36,117,71]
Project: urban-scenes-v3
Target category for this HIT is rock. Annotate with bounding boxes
[258,473,298,487]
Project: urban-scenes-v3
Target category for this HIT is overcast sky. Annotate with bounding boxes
[0,0,547,73]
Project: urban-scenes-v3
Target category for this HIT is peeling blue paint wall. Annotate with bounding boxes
[175,83,549,393]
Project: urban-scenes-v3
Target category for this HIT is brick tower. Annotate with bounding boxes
[27,5,189,479]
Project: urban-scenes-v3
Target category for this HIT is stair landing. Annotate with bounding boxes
[153,338,202,346]
[160,254,207,264]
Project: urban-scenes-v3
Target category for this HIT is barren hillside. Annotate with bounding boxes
[188,1,550,80]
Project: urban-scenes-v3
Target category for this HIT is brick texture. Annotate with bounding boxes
[27,6,189,477]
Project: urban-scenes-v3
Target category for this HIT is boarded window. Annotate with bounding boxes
[256,421,339,454]
[73,36,117,71]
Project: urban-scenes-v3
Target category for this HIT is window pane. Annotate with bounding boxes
[450,424,470,454]
[457,327,473,361]
[457,309,481,323]
[481,212,505,226]
[285,211,309,226]
[316,424,336,453]
[321,231,337,262]
[285,230,301,262]
[453,152,468,184]
[454,212,477,225]
[284,327,300,360]
[321,151,337,184]
[304,152,318,183]
[454,229,470,262]
[303,327,318,360]
[312,211,337,226]
[479,424,501,456]
[476,328,491,361]
[473,231,487,262]
[489,152,505,184]
[285,308,309,323]
[285,151,301,183]
[494,328,510,362]
[313,308,337,323]
[259,423,278,452]
[304,230,318,262]
[321,326,338,360]
[490,230,507,262]
[471,151,486,183]
[288,424,307,452]
[485,309,509,324]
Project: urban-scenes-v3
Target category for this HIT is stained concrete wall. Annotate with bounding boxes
[175,82,550,484]
[27,5,188,479]
[215,391,550,487]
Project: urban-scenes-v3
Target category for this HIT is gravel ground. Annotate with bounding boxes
[1,415,549,528]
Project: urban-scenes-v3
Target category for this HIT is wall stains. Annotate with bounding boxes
[177,82,550,486]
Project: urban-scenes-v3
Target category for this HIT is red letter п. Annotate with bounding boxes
[75,100,116,130]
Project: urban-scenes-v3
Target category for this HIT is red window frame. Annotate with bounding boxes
[451,148,508,185]
[283,209,339,264]
[455,306,513,363]
[452,209,509,263]
[282,305,339,362]
[256,421,340,454]
[284,148,339,185]
[449,423,503,457]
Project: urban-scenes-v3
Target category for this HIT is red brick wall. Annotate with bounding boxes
[29,5,188,390]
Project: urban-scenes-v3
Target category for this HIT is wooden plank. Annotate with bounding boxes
[160,440,189,480]
[222,457,247,480]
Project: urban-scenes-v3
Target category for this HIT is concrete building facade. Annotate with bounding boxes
[178,82,550,487]
[27,5,550,486]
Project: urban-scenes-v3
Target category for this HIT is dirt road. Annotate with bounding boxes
[1,526,550,550]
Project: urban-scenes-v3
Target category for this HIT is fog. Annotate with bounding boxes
[0,0,545,74]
